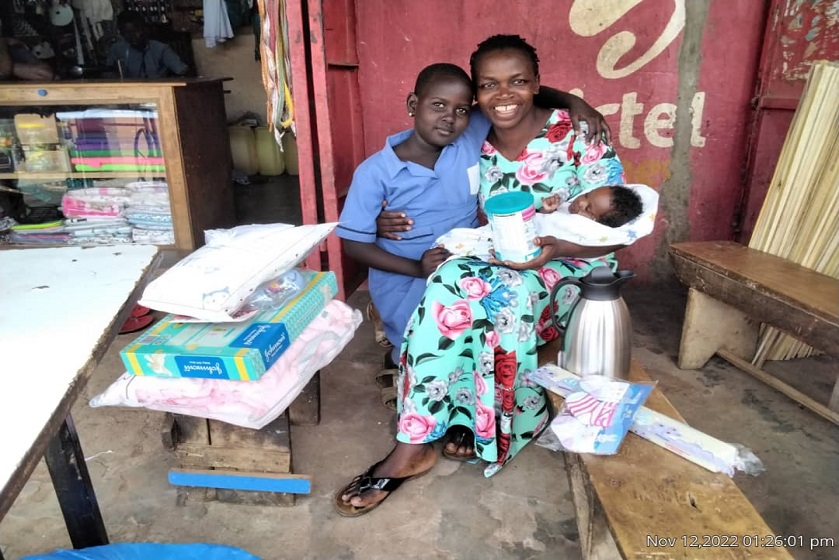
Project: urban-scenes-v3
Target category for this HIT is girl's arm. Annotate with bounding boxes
[342,240,450,278]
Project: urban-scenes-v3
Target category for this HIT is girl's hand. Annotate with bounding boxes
[376,200,414,240]
[566,98,611,146]
[420,246,451,277]
[489,236,559,270]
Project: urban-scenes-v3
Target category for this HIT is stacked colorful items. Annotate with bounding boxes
[56,109,164,175]
[7,220,70,244]
[124,181,174,245]
[60,187,133,244]
[90,224,356,429]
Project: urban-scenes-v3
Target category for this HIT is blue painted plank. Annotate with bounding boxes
[169,469,311,494]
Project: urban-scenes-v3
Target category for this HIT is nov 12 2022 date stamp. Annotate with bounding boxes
[646,534,835,551]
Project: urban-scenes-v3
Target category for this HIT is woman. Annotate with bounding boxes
[335,34,626,517]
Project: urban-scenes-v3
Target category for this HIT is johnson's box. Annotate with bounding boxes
[120,271,337,380]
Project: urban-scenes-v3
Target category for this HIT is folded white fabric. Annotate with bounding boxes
[89,299,362,429]
[139,222,336,322]
[436,183,659,260]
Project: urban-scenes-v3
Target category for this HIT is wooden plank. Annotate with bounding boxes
[670,241,839,356]
[718,350,839,423]
[209,415,291,454]
[670,241,839,322]
[288,371,321,426]
[174,444,291,472]
[544,359,794,560]
[168,468,311,494]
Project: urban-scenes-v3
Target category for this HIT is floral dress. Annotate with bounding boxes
[395,110,625,477]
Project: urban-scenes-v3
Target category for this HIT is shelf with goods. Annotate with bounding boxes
[0,79,236,251]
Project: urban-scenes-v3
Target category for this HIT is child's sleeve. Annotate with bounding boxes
[459,109,492,152]
[336,162,386,244]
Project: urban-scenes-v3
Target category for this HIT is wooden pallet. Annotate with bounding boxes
[160,373,321,506]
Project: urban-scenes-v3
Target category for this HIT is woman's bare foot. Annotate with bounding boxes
[337,442,437,512]
[441,426,476,461]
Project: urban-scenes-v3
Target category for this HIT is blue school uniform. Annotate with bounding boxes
[337,112,491,354]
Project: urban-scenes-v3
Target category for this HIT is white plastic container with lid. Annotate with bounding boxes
[484,191,542,263]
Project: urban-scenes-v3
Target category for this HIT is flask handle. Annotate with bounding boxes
[549,277,582,333]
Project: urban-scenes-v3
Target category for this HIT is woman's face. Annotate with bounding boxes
[408,77,473,149]
[473,48,540,131]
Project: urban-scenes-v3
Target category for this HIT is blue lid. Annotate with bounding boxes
[484,191,534,215]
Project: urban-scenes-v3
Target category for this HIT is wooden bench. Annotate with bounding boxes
[536,340,793,560]
[669,240,839,423]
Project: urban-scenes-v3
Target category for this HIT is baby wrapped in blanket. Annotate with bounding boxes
[435,183,659,260]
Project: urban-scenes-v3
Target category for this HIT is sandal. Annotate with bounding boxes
[441,426,477,462]
[333,460,432,517]
[374,352,398,411]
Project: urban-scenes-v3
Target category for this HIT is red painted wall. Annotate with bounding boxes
[351,0,768,280]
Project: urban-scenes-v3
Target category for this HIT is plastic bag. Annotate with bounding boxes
[139,222,336,322]
[547,375,655,455]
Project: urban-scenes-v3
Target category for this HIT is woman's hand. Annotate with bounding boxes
[490,236,560,270]
[376,200,414,240]
[420,246,452,277]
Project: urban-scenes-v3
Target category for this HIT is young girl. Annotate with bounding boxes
[336,63,485,397]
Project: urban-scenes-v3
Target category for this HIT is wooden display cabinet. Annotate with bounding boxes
[0,78,236,250]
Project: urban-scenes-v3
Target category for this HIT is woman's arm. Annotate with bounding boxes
[491,236,625,270]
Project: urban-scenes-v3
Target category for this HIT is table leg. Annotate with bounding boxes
[44,414,109,549]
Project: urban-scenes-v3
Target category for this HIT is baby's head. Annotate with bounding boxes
[406,63,474,149]
[568,186,643,227]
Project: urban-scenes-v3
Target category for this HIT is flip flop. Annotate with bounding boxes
[441,426,477,462]
[333,460,432,517]
[130,304,151,318]
[119,314,154,335]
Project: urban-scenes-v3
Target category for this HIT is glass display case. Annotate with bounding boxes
[0,79,236,250]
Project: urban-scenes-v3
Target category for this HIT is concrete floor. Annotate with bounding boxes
[1,177,837,559]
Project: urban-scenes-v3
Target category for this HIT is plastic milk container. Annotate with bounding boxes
[484,191,541,263]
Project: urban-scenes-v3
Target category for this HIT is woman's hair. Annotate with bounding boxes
[600,186,644,228]
[414,63,472,97]
[469,34,540,82]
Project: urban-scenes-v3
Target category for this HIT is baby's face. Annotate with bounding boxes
[568,187,613,220]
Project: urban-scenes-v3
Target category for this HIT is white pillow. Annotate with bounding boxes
[139,222,336,322]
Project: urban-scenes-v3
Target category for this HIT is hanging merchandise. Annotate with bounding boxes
[48,2,75,27]
[256,0,294,143]
[203,0,234,48]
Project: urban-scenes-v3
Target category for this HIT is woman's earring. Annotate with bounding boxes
[408,111,415,117]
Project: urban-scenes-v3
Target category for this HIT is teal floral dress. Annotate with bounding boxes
[395,110,625,477]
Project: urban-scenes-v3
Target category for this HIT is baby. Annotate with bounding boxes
[436,184,648,262]
[538,185,643,228]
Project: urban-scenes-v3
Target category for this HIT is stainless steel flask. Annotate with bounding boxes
[549,267,635,379]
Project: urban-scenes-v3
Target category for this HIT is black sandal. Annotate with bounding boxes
[441,426,477,462]
[333,460,432,517]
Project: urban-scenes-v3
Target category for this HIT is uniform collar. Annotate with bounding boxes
[382,129,415,179]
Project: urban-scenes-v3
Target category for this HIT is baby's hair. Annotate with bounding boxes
[414,63,473,97]
[599,186,643,228]
[469,34,540,83]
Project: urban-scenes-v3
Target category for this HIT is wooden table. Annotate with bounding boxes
[0,245,160,556]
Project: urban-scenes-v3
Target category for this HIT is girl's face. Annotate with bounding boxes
[408,77,473,149]
[473,48,540,131]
